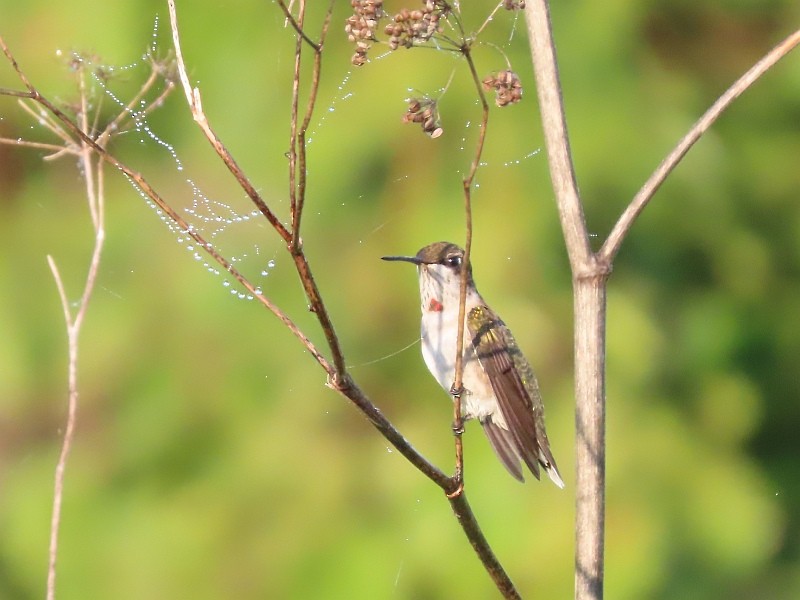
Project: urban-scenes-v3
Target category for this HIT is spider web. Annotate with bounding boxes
[69,16,280,301]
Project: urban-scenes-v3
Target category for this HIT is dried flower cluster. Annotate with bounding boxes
[482,70,522,107]
[344,1,521,137]
[384,1,450,50]
[403,97,443,138]
[345,0,454,64]
[345,0,386,66]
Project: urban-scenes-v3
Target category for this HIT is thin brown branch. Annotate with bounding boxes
[293,5,333,246]
[436,40,524,600]
[448,493,521,600]
[276,0,321,52]
[45,85,107,599]
[18,98,76,147]
[0,137,70,154]
[45,256,80,600]
[167,0,291,243]
[287,0,305,242]
[329,375,451,487]
[0,87,34,98]
[448,46,491,489]
[600,27,800,264]
[281,0,348,375]
[0,37,35,92]
[168,0,348,376]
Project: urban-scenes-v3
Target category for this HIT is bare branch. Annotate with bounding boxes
[292,4,333,247]
[45,74,107,599]
[168,0,349,376]
[287,0,304,237]
[448,493,521,600]
[600,27,800,263]
[18,98,76,147]
[0,137,69,155]
[0,87,34,98]
[44,256,80,600]
[276,0,321,52]
[451,44,492,490]
[167,0,292,243]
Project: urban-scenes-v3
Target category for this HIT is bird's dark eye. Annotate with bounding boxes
[444,255,462,268]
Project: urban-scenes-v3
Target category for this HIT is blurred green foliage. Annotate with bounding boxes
[1,0,799,598]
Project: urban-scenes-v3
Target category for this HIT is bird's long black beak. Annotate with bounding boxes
[381,254,422,265]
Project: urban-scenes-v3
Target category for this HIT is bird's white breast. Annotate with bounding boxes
[418,270,503,425]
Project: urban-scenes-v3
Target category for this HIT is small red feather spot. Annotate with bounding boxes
[428,298,444,312]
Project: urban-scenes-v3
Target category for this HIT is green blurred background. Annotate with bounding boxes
[1,1,799,598]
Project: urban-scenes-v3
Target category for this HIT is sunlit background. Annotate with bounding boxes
[1,1,799,598]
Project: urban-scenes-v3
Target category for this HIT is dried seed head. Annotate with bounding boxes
[346,0,386,66]
[404,97,443,138]
[386,0,449,51]
[482,69,523,107]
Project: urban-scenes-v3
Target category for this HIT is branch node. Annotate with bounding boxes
[446,480,464,499]
[326,371,352,393]
[574,258,612,282]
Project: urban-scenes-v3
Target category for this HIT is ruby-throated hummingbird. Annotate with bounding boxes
[383,242,564,487]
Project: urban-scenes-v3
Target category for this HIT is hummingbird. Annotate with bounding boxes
[382,242,564,487]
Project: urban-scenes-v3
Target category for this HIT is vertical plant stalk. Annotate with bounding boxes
[45,68,106,600]
[571,277,606,600]
[523,0,799,597]
[523,2,607,598]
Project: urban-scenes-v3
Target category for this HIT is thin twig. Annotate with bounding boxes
[45,256,80,600]
[437,38,524,600]
[167,0,349,377]
[166,0,291,243]
[45,70,107,599]
[18,99,76,147]
[0,137,70,154]
[276,0,349,376]
[600,27,800,263]
[449,493,521,600]
[450,45,491,490]
[287,0,304,236]
[276,0,321,52]
[293,3,333,247]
